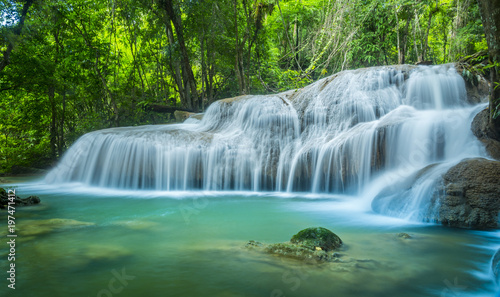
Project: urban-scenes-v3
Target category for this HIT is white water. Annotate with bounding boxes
[45,64,488,215]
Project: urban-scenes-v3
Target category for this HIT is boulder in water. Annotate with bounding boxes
[471,108,500,160]
[433,158,500,229]
[290,227,343,251]
[0,188,41,209]
[247,227,343,262]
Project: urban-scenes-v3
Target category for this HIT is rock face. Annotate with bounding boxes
[433,158,500,229]
[471,108,500,160]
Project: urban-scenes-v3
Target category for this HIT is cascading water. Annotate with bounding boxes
[45,64,488,204]
[21,64,500,297]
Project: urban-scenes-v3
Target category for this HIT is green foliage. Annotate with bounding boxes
[493,81,500,120]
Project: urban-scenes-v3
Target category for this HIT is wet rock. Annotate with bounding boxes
[174,110,195,122]
[0,188,41,209]
[15,196,41,206]
[432,158,500,229]
[471,108,500,160]
[190,113,204,121]
[290,227,343,251]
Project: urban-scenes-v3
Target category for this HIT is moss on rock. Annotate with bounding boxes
[290,227,342,251]
[265,242,338,262]
[245,227,343,263]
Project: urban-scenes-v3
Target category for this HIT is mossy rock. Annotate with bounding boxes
[290,227,342,251]
[265,242,337,262]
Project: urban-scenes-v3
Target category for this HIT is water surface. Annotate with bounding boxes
[2,183,499,297]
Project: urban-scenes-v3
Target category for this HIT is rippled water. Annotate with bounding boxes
[1,182,499,297]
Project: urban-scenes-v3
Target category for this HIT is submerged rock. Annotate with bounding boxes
[83,244,132,261]
[371,163,441,219]
[245,240,263,248]
[265,242,339,262]
[18,218,95,236]
[432,158,500,229]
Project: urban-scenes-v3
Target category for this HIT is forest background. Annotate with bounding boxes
[0,0,493,173]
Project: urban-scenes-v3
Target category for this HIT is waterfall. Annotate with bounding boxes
[46,64,487,199]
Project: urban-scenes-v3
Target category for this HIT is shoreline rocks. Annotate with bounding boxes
[0,188,41,209]
[432,158,500,229]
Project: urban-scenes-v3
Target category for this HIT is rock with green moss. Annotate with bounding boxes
[290,227,342,251]
[246,227,343,263]
[265,242,338,262]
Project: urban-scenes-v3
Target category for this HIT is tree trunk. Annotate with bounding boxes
[233,0,246,94]
[161,0,199,111]
[421,2,437,62]
[396,6,401,64]
[477,0,500,130]
[164,15,184,106]
[49,86,57,159]
[401,16,410,64]
[413,10,420,62]
[58,89,66,157]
